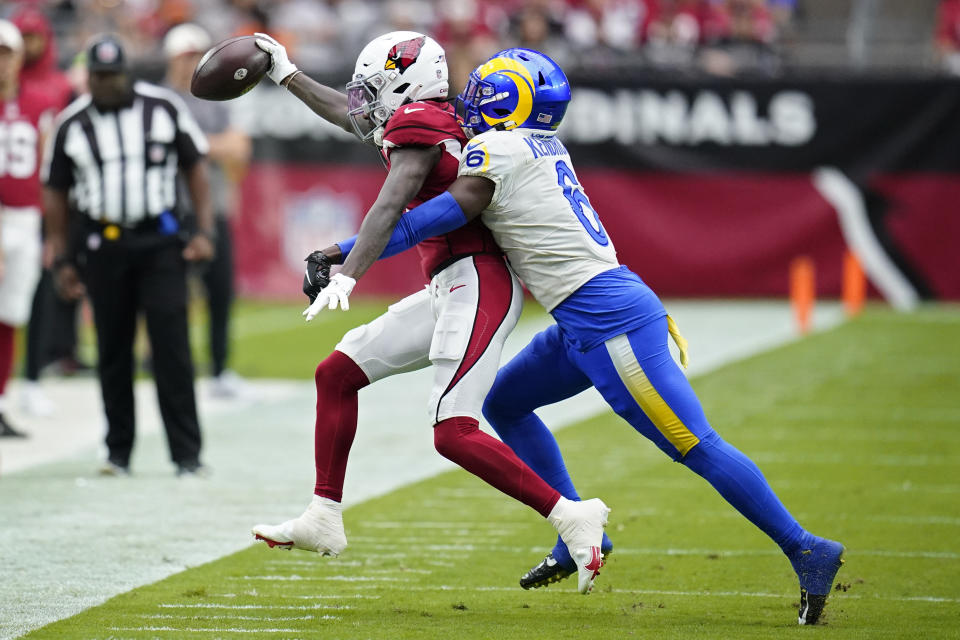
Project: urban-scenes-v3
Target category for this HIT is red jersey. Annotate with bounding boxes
[0,85,58,209]
[381,100,500,278]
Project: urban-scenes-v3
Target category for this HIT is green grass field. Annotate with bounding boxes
[20,305,960,639]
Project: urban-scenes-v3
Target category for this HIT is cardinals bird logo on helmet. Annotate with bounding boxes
[384,36,425,73]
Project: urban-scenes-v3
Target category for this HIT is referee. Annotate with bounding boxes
[42,34,215,476]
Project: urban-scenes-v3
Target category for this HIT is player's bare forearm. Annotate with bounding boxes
[447,176,496,221]
[340,145,441,280]
[286,74,351,133]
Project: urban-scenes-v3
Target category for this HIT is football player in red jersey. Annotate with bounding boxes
[0,20,59,437]
[251,32,609,593]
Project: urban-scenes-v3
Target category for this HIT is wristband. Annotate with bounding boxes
[282,70,303,88]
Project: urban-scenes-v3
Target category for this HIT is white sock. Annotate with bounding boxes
[311,494,343,512]
[546,496,573,527]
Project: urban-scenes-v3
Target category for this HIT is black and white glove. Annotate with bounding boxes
[302,250,332,303]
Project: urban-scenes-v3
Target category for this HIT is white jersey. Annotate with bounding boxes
[458,127,619,311]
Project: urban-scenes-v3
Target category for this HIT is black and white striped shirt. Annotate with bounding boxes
[41,81,209,226]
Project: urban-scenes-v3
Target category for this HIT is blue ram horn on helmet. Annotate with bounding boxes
[457,48,571,135]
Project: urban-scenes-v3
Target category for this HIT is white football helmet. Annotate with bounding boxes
[346,31,448,143]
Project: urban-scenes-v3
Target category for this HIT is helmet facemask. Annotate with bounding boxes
[346,71,393,142]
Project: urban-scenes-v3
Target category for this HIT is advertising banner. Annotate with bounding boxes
[231,75,960,301]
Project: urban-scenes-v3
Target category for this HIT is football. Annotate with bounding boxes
[190,35,270,101]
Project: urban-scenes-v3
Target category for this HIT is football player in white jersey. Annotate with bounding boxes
[307,48,845,626]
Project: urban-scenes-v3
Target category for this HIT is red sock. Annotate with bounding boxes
[434,416,561,517]
[0,322,15,397]
[313,350,370,502]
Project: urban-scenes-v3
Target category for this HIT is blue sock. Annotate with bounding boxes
[489,411,582,499]
[485,402,613,571]
[682,436,806,556]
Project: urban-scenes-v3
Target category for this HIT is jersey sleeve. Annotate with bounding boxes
[381,102,461,150]
[41,119,74,191]
[457,134,517,207]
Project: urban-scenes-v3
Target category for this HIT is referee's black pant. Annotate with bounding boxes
[83,230,202,469]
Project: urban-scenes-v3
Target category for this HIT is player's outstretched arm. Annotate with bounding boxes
[255,33,351,133]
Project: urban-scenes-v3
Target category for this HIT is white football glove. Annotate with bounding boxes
[303,273,356,321]
[254,32,299,85]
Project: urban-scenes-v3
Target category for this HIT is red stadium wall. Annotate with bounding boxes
[233,165,959,300]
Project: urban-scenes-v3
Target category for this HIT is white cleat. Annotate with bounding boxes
[252,495,347,556]
[547,497,610,594]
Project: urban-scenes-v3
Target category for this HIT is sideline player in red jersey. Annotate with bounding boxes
[0,20,59,437]
[250,32,609,593]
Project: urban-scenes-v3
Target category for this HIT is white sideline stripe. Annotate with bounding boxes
[813,167,919,310]
[749,451,959,467]
[237,575,412,582]
[216,593,380,600]
[158,603,348,610]
[361,521,525,529]
[110,625,335,632]
[145,614,317,621]
[416,585,960,604]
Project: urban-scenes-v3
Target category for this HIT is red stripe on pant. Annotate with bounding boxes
[435,255,514,420]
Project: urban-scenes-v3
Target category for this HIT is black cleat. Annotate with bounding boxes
[799,590,831,626]
[0,413,27,438]
[794,537,845,625]
[520,552,573,590]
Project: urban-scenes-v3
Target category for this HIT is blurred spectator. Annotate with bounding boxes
[11,7,72,106]
[268,0,342,73]
[434,0,500,97]
[507,1,570,67]
[565,0,648,53]
[699,0,780,76]
[644,0,707,68]
[768,0,795,36]
[194,0,268,42]
[163,22,252,397]
[0,19,60,436]
[10,7,87,418]
[935,0,960,74]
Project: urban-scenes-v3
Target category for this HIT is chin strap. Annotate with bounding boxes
[666,315,689,369]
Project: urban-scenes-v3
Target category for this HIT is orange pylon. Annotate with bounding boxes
[842,250,866,317]
[790,256,816,335]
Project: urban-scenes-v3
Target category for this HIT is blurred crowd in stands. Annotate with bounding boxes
[1,0,958,85]
[2,0,796,84]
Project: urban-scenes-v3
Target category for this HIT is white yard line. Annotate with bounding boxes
[0,301,842,639]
